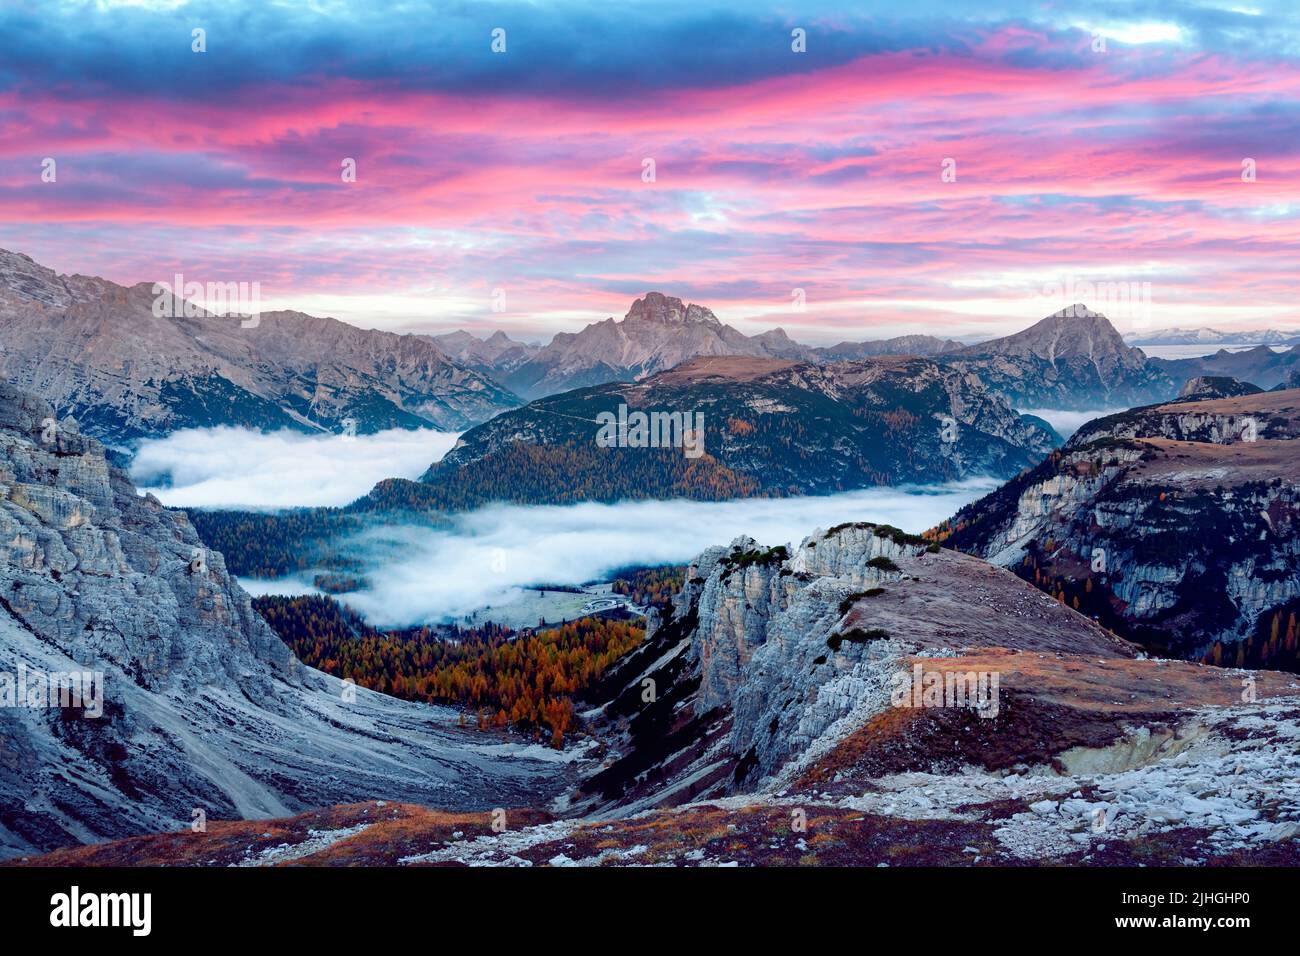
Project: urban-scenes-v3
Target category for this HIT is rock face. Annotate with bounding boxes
[947,305,1177,409]
[0,381,563,859]
[561,520,1300,866]
[15,514,1300,866]
[0,249,521,449]
[393,354,1059,510]
[946,388,1300,662]
[1176,375,1264,401]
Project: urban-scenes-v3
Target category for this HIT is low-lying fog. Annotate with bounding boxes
[130,426,460,508]
[131,426,1006,629]
[242,481,1000,628]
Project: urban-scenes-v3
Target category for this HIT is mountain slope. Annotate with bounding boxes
[353,355,1058,512]
[946,305,1176,409]
[16,519,1300,866]
[0,250,521,448]
[0,381,564,859]
[1152,344,1300,391]
[944,388,1300,663]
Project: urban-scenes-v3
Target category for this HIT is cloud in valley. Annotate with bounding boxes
[311,482,998,627]
[130,427,459,509]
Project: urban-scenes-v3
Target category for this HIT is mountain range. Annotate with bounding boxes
[433,292,965,400]
[390,306,1178,513]
[353,353,1058,514]
[1151,344,1300,391]
[9,248,1300,466]
[0,249,522,450]
[2,343,1298,865]
[433,297,1182,410]
[1126,327,1300,347]
[0,250,1252,460]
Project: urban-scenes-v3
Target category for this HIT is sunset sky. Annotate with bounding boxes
[2,0,1298,342]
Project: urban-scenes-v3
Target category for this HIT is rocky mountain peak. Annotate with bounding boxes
[0,247,75,309]
[0,249,522,444]
[1049,302,1103,320]
[957,304,1147,375]
[624,292,721,327]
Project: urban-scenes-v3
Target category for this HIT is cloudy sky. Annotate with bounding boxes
[3,0,1298,341]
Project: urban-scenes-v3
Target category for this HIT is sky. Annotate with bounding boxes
[3,0,1299,343]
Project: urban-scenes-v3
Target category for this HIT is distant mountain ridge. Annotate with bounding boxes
[453,298,1182,410]
[0,247,1216,449]
[451,292,965,399]
[1126,326,1300,347]
[0,249,522,449]
[943,305,1176,409]
[341,353,1060,514]
[427,329,542,381]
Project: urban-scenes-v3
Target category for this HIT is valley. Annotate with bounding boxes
[3,251,1299,871]
[8,0,1300,933]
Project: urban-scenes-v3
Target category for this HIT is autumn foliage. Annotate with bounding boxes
[254,594,644,746]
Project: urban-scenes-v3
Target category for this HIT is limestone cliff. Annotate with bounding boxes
[947,388,1300,662]
[0,381,563,859]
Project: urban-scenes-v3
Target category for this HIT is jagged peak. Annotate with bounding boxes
[1046,302,1106,321]
[624,291,721,326]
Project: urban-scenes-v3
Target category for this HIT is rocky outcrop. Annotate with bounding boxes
[1071,389,1300,446]
[0,380,563,859]
[947,388,1300,661]
[1176,375,1263,401]
[550,516,1300,865]
[575,522,1138,810]
[0,249,521,449]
